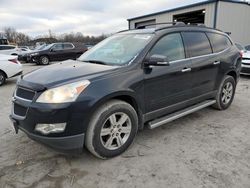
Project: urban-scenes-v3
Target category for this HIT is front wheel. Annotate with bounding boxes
[39,56,50,65]
[0,71,6,86]
[213,75,236,110]
[85,100,138,159]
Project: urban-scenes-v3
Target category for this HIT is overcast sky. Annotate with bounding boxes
[0,0,205,37]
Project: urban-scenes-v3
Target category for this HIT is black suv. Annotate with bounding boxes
[24,42,87,65]
[10,23,241,159]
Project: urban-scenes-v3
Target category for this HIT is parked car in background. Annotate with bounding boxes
[0,54,22,86]
[27,42,88,65]
[241,51,250,75]
[18,44,47,63]
[245,45,250,52]
[235,43,250,75]
[19,46,31,52]
[0,45,21,56]
[10,23,241,158]
[0,38,8,45]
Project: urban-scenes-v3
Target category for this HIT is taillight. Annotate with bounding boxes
[9,59,19,64]
[240,51,243,58]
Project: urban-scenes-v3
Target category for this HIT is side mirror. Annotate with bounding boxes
[50,48,55,52]
[145,54,169,66]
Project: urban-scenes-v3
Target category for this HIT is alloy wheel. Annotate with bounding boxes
[100,112,132,150]
[221,82,233,105]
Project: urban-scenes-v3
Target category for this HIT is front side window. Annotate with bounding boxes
[149,33,185,62]
[182,32,212,57]
[207,32,232,53]
[78,33,153,66]
[52,44,63,51]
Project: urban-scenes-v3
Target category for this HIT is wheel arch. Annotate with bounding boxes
[226,70,237,82]
[0,69,8,78]
[91,91,144,130]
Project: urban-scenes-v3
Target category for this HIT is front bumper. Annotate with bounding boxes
[9,86,92,152]
[241,62,250,75]
[10,115,85,152]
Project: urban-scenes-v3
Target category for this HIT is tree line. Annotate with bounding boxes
[1,27,108,46]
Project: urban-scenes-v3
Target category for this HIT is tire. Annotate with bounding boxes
[0,71,6,86]
[39,56,50,65]
[212,75,236,110]
[85,100,138,159]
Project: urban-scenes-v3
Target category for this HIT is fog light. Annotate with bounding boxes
[35,123,66,135]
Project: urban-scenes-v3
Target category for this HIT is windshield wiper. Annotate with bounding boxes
[81,60,109,65]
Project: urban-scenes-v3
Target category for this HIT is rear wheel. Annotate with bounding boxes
[39,56,49,65]
[213,75,236,110]
[85,100,138,159]
[0,71,6,86]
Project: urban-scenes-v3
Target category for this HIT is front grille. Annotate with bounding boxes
[16,87,35,101]
[242,58,250,61]
[14,104,28,117]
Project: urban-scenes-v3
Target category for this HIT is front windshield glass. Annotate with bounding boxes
[78,33,153,65]
[35,44,47,50]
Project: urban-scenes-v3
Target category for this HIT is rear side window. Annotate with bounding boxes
[150,33,185,61]
[206,33,232,53]
[64,43,74,49]
[182,32,212,57]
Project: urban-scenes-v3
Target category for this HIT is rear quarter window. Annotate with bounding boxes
[206,33,232,53]
[182,32,212,58]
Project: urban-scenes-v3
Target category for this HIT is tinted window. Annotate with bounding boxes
[52,44,63,50]
[207,33,232,53]
[64,43,74,49]
[182,32,212,57]
[150,33,185,61]
[245,45,250,51]
[0,45,15,50]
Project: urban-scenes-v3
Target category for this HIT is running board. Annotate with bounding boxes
[148,100,216,129]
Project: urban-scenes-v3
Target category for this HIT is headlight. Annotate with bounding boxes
[30,52,39,56]
[36,80,90,103]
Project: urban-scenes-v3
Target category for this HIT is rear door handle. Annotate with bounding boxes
[181,68,191,73]
[213,61,220,65]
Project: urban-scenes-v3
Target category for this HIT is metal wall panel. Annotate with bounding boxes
[129,3,216,29]
[217,1,250,46]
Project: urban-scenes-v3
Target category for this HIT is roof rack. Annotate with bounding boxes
[136,22,185,29]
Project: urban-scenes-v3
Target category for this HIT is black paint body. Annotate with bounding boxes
[10,26,241,152]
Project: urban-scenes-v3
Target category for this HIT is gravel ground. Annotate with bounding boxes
[0,63,250,188]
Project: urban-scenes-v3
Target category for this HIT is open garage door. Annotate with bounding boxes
[134,19,156,29]
[173,9,205,24]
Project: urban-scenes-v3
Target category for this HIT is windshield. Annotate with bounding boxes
[78,33,153,65]
[35,44,47,50]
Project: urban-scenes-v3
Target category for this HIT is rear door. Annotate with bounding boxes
[63,43,76,60]
[182,31,219,98]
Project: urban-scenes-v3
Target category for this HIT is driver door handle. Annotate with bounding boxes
[181,68,192,73]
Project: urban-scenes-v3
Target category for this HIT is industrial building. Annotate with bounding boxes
[128,0,250,46]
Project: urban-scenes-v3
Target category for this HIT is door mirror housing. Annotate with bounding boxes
[145,54,169,66]
[50,48,55,52]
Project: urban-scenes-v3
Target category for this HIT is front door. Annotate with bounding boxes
[144,33,193,118]
[49,43,65,61]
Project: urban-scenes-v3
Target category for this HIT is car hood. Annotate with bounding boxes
[20,60,119,90]
[243,51,250,58]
